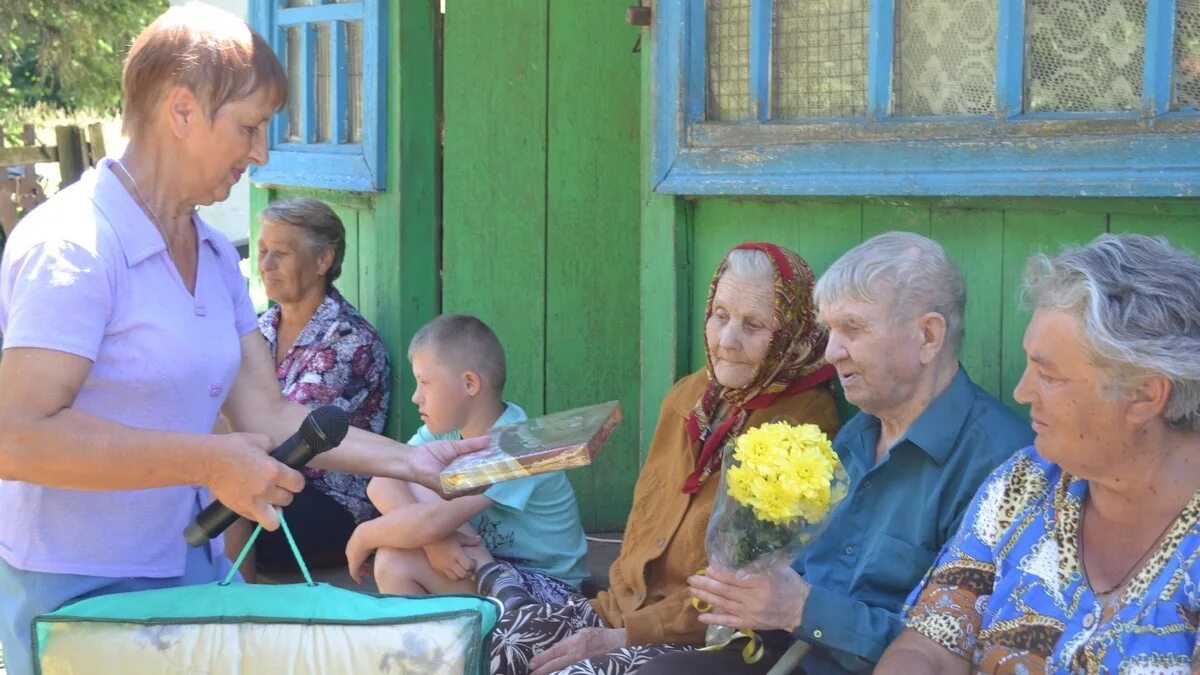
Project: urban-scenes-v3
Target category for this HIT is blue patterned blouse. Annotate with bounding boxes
[905,447,1200,674]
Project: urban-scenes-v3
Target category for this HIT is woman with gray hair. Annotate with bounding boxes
[227,197,391,579]
[878,233,1200,673]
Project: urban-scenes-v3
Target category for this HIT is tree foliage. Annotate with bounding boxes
[0,0,167,128]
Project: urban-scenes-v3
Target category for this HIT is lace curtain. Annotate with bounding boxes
[703,0,1193,120]
[894,0,997,116]
[1026,0,1146,112]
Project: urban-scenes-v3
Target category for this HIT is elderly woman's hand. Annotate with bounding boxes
[527,627,627,675]
[689,566,811,633]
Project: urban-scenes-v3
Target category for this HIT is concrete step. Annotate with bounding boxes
[257,531,625,597]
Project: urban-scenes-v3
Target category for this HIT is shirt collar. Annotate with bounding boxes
[91,157,218,267]
[292,288,345,350]
[495,402,527,427]
[894,365,976,465]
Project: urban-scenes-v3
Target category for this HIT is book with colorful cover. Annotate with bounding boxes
[439,400,622,495]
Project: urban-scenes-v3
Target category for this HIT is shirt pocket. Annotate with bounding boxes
[864,534,939,599]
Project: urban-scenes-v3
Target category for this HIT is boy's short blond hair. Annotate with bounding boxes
[408,315,506,394]
[122,2,287,137]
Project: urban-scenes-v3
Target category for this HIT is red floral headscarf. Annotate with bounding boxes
[683,242,835,493]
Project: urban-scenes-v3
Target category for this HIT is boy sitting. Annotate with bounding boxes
[346,314,588,606]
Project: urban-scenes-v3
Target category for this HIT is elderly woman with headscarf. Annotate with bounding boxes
[877,234,1200,674]
[0,6,482,674]
[483,243,841,675]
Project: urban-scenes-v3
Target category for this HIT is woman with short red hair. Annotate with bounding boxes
[0,6,482,673]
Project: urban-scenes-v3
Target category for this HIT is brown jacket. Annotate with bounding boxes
[590,368,841,646]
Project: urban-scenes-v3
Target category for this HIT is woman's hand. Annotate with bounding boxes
[689,566,811,632]
[406,436,491,497]
[528,627,627,675]
[205,432,305,531]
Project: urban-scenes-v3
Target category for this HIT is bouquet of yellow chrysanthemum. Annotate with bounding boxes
[701,420,848,647]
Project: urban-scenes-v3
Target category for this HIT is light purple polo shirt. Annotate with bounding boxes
[0,158,258,577]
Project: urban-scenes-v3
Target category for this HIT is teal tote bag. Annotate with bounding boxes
[33,514,501,674]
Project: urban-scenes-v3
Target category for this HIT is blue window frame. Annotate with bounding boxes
[250,0,386,191]
[655,0,1200,196]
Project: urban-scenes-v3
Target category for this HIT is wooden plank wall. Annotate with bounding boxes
[443,0,642,531]
[248,0,440,441]
[685,198,1200,416]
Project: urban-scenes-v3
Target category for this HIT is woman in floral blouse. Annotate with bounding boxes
[230,197,391,577]
[877,234,1200,674]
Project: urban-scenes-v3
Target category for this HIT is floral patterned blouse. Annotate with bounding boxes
[905,446,1200,674]
[259,287,391,524]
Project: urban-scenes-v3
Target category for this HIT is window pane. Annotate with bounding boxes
[346,21,364,143]
[773,0,869,119]
[1026,0,1145,113]
[707,0,751,121]
[894,0,996,116]
[1174,0,1200,110]
[315,23,332,143]
[286,26,302,142]
[285,0,318,6]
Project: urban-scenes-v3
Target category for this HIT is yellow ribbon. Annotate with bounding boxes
[699,628,765,663]
[690,568,712,612]
[690,569,765,664]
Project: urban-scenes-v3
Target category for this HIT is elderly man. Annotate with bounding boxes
[639,232,1032,675]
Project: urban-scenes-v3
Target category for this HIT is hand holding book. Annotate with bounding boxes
[439,401,623,495]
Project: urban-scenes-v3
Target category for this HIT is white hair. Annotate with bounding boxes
[722,248,774,281]
[1023,233,1200,431]
[814,232,965,353]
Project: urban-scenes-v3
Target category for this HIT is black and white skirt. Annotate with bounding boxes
[478,561,694,675]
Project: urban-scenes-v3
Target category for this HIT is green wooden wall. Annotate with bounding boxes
[249,0,440,440]
[441,1,643,532]
[645,197,1200,426]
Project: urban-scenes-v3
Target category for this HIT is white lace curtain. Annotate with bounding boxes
[705,0,1200,120]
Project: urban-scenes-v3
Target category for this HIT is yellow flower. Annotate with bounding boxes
[724,421,842,526]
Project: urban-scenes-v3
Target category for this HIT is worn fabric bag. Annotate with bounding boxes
[33,514,501,675]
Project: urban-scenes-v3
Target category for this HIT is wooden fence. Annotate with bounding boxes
[0,123,106,237]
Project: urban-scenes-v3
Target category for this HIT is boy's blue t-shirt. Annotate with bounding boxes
[408,402,589,588]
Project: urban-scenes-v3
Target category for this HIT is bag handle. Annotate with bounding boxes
[221,508,315,586]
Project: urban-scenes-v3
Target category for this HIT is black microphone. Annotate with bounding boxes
[184,405,351,547]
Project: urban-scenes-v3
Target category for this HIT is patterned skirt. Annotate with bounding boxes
[479,562,695,675]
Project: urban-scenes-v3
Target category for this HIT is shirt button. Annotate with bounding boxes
[844,545,856,555]
[209,385,223,397]
[864,480,872,490]
[655,537,667,548]
[812,629,823,639]
[1083,613,1096,629]
[194,303,207,316]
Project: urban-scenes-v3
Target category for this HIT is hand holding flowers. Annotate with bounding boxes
[694,420,846,656]
[689,565,811,632]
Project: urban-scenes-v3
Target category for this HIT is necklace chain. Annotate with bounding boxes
[113,159,184,268]
[1079,499,1179,597]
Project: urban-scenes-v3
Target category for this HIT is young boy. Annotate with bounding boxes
[346,314,588,605]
